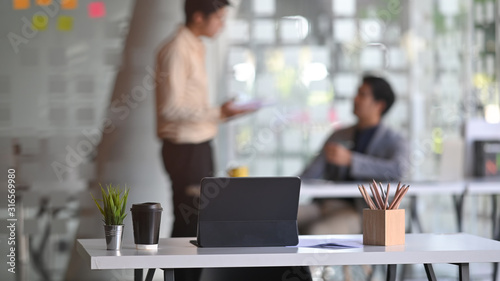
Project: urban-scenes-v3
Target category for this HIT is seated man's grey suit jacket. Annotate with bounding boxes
[301,124,408,181]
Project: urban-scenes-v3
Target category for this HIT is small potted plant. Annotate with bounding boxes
[91,183,130,250]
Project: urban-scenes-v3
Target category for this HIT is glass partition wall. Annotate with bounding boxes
[216,0,499,180]
[471,0,499,123]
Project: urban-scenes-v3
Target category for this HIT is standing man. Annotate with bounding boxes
[156,0,249,238]
[156,2,252,280]
[157,3,312,281]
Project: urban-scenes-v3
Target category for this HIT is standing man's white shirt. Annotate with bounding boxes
[156,26,223,144]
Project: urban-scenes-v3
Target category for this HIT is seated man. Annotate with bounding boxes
[299,75,408,234]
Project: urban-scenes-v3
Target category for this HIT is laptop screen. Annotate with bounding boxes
[198,177,301,222]
[195,177,301,247]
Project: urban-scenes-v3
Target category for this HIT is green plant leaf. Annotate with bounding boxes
[92,183,130,226]
[90,192,105,216]
[121,186,129,216]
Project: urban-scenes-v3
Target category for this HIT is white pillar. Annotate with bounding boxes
[66,1,183,280]
[94,0,185,242]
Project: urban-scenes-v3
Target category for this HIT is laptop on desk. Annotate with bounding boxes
[192,177,301,247]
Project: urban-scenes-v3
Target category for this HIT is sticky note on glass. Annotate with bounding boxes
[33,14,49,31]
[88,2,106,18]
[36,0,51,6]
[13,0,30,10]
[58,16,73,31]
[61,0,77,10]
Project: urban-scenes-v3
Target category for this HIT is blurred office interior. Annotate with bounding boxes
[0,0,499,280]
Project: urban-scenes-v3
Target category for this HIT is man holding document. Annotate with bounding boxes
[155,0,253,239]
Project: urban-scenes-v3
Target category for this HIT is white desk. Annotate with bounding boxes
[77,233,500,281]
[300,181,361,199]
[466,180,500,195]
[300,180,467,233]
[300,180,466,199]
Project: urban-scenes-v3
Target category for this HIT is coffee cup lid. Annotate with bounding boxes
[131,202,163,211]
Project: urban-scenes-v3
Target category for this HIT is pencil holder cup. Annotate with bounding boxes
[362,209,405,246]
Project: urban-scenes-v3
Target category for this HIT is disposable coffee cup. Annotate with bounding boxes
[131,202,163,250]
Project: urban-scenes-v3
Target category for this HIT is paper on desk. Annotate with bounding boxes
[294,238,363,249]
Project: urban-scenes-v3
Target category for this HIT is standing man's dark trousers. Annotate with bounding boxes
[162,139,214,237]
[162,139,214,281]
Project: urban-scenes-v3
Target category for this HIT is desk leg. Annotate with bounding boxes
[386,264,397,281]
[410,196,423,232]
[423,264,437,281]
[492,195,498,239]
[453,193,465,232]
[492,195,499,281]
[162,269,175,281]
[145,269,156,281]
[135,269,143,281]
[455,263,470,281]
